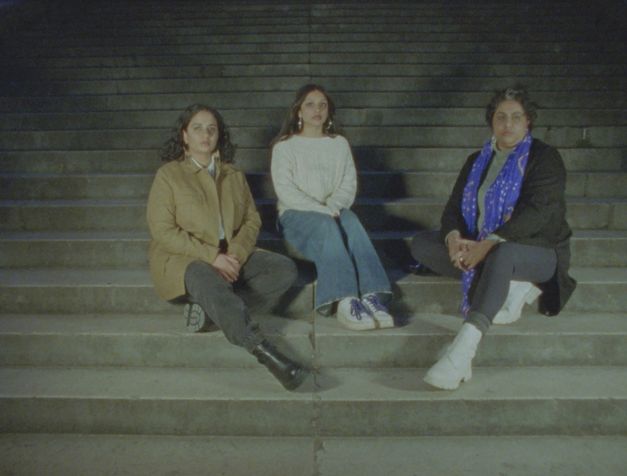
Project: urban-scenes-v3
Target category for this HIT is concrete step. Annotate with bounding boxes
[7,3,600,20]
[2,107,626,131]
[9,51,621,70]
[2,170,625,200]
[1,125,625,149]
[0,148,622,174]
[9,17,604,37]
[5,74,627,96]
[1,230,624,269]
[0,267,311,315]
[8,27,620,44]
[5,41,626,61]
[0,267,624,314]
[0,434,315,476]
[10,17,607,37]
[7,34,624,51]
[1,434,625,476]
[5,63,624,81]
[393,266,627,315]
[0,312,625,368]
[0,366,625,436]
[1,197,624,232]
[1,90,624,113]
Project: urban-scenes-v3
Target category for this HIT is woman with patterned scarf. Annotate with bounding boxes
[411,86,577,390]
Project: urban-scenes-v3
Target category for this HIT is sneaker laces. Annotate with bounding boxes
[350,299,369,320]
[363,294,387,313]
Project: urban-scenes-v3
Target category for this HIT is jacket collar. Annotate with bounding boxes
[181,155,232,178]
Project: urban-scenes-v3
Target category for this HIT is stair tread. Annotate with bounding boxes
[1,365,625,400]
[0,311,625,335]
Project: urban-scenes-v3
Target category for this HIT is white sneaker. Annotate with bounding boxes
[361,293,395,329]
[493,281,542,325]
[336,297,377,331]
[424,323,482,390]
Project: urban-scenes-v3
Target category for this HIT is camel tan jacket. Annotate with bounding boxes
[147,157,261,300]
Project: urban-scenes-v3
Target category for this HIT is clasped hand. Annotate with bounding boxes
[447,234,497,271]
[212,253,241,283]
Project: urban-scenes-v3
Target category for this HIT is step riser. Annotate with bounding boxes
[1,126,625,149]
[1,201,624,232]
[0,333,624,368]
[5,64,625,81]
[5,42,626,57]
[3,52,624,69]
[0,286,313,315]
[3,109,626,131]
[4,31,616,46]
[2,172,625,200]
[0,281,623,314]
[1,236,624,268]
[5,77,627,96]
[1,149,624,174]
[1,95,624,113]
[0,398,623,436]
[397,281,627,314]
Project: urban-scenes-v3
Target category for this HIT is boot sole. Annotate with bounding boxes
[336,315,377,331]
[372,315,395,329]
[493,286,543,324]
[183,303,214,333]
[282,367,310,391]
[423,372,470,390]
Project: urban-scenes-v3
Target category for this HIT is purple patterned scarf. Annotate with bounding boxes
[460,133,532,315]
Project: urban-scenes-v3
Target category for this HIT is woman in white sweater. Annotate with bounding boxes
[271,84,394,331]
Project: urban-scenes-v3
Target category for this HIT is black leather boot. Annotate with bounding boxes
[251,341,308,391]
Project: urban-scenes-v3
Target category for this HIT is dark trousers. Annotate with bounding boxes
[184,249,297,351]
[410,230,557,333]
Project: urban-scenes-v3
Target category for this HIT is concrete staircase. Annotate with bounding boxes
[1,1,626,474]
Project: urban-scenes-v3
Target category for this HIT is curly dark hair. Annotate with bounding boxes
[272,84,339,145]
[160,104,235,163]
[485,85,538,131]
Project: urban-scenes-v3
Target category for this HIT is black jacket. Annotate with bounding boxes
[440,138,577,315]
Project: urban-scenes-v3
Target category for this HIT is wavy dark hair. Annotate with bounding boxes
[485,85,538,131]
[272,84,339,146]
[160,104,235,163]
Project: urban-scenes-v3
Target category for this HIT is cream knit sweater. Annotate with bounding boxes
[271,134,357,216]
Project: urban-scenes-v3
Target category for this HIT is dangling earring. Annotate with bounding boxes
[325,119,334,133]
[211,150,220,162]
[297,117,303,130]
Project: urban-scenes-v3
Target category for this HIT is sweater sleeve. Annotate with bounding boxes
[146,168,219,264]
[271,142,334,215]
[326,138,357,213]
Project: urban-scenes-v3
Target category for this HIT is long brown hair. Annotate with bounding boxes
[271,84,338,147]
[160,104,235,163]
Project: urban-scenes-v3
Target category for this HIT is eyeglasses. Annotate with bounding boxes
[493,113,527,126]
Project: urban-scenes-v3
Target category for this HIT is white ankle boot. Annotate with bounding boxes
[493,280,542,325]
[424,323,482,390]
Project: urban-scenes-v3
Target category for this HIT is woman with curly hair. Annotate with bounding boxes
[271,84,395,331]
[147,104,308,390]
[411,86,577,390]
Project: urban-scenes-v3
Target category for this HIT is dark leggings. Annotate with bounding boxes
[411,231,557,334]
[183,250,297,351]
